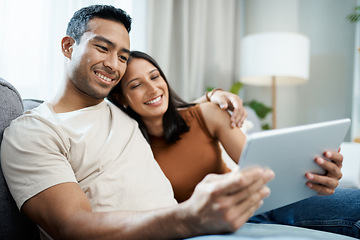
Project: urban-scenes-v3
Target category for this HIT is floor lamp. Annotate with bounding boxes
[240,32,310,129]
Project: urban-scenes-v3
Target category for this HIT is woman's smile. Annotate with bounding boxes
[145,95,163,106]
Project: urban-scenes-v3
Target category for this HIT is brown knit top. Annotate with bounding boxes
[150,104,231,203]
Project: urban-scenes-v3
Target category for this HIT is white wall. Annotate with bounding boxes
[298,0,356,141]
[242,0,356,141]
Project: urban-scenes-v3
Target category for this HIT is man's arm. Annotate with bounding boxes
[22,167,274,240]
[193,88,247,128]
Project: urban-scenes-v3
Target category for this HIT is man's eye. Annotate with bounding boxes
[119,55,128,62]
[96,45,108,51]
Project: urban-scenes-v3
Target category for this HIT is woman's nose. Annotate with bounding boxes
[145,81,157,95]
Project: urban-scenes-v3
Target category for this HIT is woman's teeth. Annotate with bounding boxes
[96,72,112,82]
[145,96,162,105]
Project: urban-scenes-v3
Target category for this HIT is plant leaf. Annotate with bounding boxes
[230,82,243,94]
[347,6,360,23]
[244,100,272,119]
[206,86,215,92]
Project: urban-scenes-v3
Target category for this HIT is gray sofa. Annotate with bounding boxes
[0,78,41,239]
[0,78,357,240]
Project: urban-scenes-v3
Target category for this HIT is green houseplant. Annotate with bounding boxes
[207,82,272,130]
[347,6,360,23]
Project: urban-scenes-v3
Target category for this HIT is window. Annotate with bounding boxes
[0,0,146,101]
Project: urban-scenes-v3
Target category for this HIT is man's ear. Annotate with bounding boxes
[61,36,75,59]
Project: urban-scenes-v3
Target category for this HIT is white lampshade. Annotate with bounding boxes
[240,32,310,86]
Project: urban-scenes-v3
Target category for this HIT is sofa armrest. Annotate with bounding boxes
[0,78,40,239]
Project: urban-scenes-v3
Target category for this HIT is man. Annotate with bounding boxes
[0,5,272,239]
[1,4,358,240]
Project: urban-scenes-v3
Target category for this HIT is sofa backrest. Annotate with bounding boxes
[0,78,40,239]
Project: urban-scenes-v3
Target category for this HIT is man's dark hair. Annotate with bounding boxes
[66,5,132,43]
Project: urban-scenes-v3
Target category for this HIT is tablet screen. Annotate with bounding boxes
[238,118,350,215]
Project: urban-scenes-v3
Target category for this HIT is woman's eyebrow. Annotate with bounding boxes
[126,78,139,86]
[149,69,158,74]
[126,68,159,86]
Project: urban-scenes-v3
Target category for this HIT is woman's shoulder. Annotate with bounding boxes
[177,104,199,117]
[199,102,229,118]
[198,102,232,135]
[177,103,228,124]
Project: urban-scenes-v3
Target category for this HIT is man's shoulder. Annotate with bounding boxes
[106,100,138,123]
[3,102,61,141]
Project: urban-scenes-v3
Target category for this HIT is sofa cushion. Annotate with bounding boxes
[0,78,23,139]
[23,99,43,112]
[0,78,40,239]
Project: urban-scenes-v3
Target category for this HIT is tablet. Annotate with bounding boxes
[238,118,351,215]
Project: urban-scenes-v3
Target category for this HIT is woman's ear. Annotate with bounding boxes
[111,92,128,108]
[61,36,75,59]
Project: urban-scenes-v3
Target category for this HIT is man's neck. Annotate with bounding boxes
[51,82,104,113]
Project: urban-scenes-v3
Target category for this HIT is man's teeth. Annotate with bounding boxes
[96,72,112,82]
[145,96,161,105]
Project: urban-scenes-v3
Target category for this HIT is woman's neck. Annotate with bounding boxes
[143,117,164,137]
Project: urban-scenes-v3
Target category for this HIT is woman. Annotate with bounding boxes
[107,52,360,240]
[108,51,246,202]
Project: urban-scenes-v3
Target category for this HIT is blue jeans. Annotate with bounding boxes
[249,188,360,238]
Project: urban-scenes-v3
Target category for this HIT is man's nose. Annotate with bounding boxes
[104,54,119,71]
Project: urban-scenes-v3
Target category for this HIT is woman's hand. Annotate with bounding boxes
[305,150,343,196]
[208,89,247,128]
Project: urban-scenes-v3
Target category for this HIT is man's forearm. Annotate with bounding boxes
[24,169,273,240]
[53,206,198,240]
[22,183,199,240]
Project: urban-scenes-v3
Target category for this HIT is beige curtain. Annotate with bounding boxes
[145,0,242,101]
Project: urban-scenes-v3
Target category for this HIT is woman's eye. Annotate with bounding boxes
[151,75,159,80]
[130,83,140,89]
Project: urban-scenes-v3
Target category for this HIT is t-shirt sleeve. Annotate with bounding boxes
[1,115,77,210]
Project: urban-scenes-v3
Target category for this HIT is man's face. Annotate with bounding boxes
[67,18,130,100]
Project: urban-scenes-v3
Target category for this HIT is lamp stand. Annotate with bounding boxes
[272,76,277,129]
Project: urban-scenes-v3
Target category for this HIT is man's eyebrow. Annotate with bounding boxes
[93,36,115,47]
[93,36,130,53]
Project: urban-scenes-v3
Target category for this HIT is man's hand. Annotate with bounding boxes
[305,150,343,196]
[181,167,274,235]
[209,89,247,128]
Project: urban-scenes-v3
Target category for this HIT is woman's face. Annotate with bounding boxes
[120,58,169,121]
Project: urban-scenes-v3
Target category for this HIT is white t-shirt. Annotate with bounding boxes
[1,100,177,212]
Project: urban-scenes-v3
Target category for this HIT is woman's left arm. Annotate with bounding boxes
[193,89,247,128]
[199,102,247,164]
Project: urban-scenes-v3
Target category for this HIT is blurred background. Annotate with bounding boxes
[0,0,359,141]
